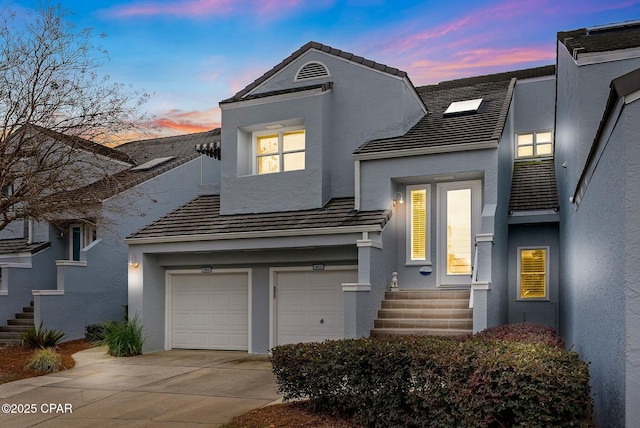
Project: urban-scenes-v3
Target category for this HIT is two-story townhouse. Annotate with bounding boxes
[0,128,220,342]
[125,42,557,353]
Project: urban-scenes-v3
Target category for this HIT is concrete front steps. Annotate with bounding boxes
[0,301,35,346]
[370,289,473,338]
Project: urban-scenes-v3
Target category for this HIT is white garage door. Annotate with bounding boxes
[170,271,248,350]
[274,268,357,346]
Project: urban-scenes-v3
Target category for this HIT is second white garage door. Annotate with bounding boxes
[273,267,357,346]
[169,270,249,351]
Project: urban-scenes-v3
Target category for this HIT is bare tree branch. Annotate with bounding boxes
[0,2,151,232]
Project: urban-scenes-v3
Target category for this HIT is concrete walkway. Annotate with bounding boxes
[0,347,281,427]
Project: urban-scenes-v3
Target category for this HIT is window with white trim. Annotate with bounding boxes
[406,185,431,264]
[254,127,305,175]
[518,247,549,300]
[516,131,553,158]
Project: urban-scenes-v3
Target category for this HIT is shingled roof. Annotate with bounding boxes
[19,124,134,164]
[354,66,554,156]
[509,159,559,212]
[118,129,220,164]
[223,41,409,103]
[48,129,221,206]
[0,238,50,255]
[127,195,390,242]
[559,21,640,58]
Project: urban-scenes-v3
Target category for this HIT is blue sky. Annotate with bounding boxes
[5,0,640,137]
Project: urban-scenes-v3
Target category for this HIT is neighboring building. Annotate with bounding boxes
[0,128,220,341]
[126,22,640,425]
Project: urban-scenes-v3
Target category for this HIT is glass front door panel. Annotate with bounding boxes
[446,188,472,275]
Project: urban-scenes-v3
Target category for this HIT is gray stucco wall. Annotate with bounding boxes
[555,45,640,426]
[0,248,59,325]
[622,101,640,426]
[507,223,559,328]
[560,115,625,426]
[220,93,330,215]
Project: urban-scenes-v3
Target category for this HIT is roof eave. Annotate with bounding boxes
[126,223,386,245]
[353,140,499,161]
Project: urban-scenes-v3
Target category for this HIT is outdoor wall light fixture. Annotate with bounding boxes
[393,191,404,206]
[128,254,139,268]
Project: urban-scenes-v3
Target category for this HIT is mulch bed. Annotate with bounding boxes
[0,339,93,385]
[224,401,364,428]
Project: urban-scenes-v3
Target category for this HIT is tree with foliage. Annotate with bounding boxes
[0,2,149,232]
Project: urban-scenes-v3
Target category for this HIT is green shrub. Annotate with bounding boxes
[271,331,593,427]
[22,321,67,349]
[26,347,63,373]
[102,315,144,357]
[84,323,106,343]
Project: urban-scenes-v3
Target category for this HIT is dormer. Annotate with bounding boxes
[218,42,426,215]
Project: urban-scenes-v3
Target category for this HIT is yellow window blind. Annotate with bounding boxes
[411,189,427,260]
[520,248,547,298]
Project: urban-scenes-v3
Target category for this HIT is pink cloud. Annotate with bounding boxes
[409,46,556,83]
[152,107,221,135]
[371,0,550,55]
[105,0,308,18]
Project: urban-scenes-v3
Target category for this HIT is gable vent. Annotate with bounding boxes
[295,62,330,81]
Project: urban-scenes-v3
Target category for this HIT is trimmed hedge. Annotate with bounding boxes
[475,322,565,348]
[271,326,592,427]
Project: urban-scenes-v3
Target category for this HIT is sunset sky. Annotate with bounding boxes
[5,0,640,137]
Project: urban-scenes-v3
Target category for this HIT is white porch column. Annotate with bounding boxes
[472,233,493,332]
[343,237,381,338]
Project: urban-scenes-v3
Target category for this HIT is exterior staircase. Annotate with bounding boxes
[0,301,35,346]
[370,289,473,337]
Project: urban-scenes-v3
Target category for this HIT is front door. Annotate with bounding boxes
[437,180,482,287]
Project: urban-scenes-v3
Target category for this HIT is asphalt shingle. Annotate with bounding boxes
[127,196,390,240]
[47,129,221,206]
[0,238,50,255]
[559,21,640,57]
[509,159,559,212]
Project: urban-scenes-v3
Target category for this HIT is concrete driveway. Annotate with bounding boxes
[0,347,281,427]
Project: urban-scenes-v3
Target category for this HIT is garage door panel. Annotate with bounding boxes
[275,269,356,346]
[171,272,249,351]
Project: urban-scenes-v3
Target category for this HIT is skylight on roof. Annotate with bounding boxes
[444,98,483,115]
[131,156,175,172]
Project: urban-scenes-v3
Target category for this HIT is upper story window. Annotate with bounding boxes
[255,128,305,174]
[516,131,553,159]
[294,62,330,81]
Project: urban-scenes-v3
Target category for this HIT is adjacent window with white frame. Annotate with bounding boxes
[518,246,549,300]
[516,131,553,158]
[406,185,431,264]
[254,127,305,175]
